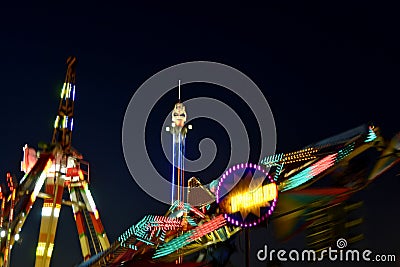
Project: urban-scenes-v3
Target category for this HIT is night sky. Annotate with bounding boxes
[1,2,399,266]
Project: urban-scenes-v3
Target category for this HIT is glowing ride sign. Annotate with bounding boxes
[230,183,277,213]
[216,163,278,227]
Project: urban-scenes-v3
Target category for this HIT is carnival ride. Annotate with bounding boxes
[0,57,399,267]
[77,97,400,265]
[0,57,109,267]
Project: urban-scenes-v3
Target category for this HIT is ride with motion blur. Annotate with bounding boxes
[0,57,399,267]
[0,57,109,267]
[78,88,400,265]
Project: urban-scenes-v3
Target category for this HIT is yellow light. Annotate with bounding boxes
[60,83,66,99]
[94,209,99,220]
[47,243,54,257]
[230,183,277,213]
[36,242,46,256]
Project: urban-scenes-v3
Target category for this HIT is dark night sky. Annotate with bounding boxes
[1,2,399,266]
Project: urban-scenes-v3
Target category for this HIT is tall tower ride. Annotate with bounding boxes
[166,81,191,204]
[34,56,110,266]
[0,57,110,267]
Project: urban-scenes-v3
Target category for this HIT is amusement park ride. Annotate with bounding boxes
[0,57,399,266]
[0,57,109,267]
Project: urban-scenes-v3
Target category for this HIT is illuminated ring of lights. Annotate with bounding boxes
[216,163,278,228]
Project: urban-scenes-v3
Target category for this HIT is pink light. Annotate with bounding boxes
[310,153,337,176]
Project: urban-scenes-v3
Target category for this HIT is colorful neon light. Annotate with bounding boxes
[282,153,337,191]
[171,133,175,204]
[153,215,226,259]
[261,148,318,166]
[189,215,226,241]
[336,143,355,162]
[216,163,278,227]
[60,83,66,99]
[54,115,60,129]
[274,163,284,181]
[230,183,277,213]
[365,127,377,142]
[72,85,76,101]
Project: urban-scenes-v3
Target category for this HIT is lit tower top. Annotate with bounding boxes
[52,56,77,154]
[167,80,191,205]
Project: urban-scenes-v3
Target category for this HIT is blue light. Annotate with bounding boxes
[172,133,175,204]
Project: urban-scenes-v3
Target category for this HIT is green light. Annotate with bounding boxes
[282,168,313,191]
[153,231,193,258]
[261,153,284,167]
[365,128,377,142]
[336,143,355,163]
[274,163,284,181]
